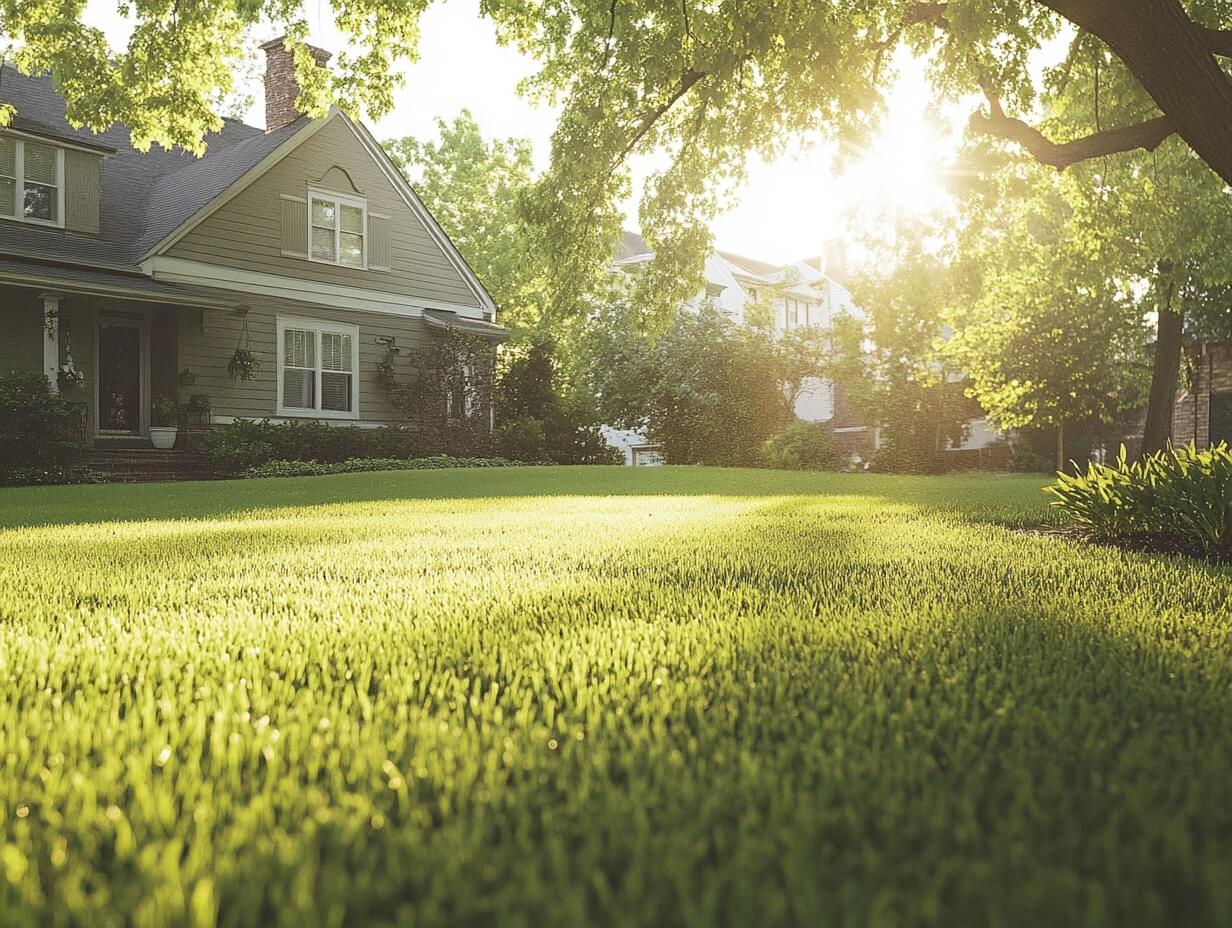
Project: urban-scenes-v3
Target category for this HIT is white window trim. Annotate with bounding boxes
[276,315,361,420]
[307,189,368,270]
[0,135,65,228]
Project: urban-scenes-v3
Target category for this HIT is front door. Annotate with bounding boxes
[98,323,142,433]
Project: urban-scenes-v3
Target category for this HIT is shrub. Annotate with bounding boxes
[1047,443,1232,556]
[495,336,621,465]
[0,371,85,484]
[241,456,521,479]
[196,420,422,474]
[2,465,108,486]
[495,416,548,462]
[761,421,842,470]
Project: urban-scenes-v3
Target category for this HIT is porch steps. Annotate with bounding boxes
[84,449,215,483]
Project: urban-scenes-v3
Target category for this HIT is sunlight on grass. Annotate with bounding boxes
[2,467,1230,926]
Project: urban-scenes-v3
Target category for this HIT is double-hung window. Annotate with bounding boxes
[309,191,366,268]
[277,317,360,419]
[785,298,799,329]
[0,135,63,226]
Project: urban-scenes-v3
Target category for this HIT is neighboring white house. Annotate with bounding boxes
[605,232,866,464]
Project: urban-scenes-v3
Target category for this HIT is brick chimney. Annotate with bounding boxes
[262,36,332,131]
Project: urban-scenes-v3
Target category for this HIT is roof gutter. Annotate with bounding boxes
[0,269,238,308]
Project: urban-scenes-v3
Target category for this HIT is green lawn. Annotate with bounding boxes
[2,467,1230,926]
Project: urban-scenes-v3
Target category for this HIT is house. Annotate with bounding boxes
[606,232,871,464]
[0,39,503,470]
[1171,341,1232,449]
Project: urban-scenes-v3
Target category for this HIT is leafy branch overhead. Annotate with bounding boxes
[7,0,1232,312]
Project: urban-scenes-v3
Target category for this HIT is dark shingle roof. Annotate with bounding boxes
[0,255,237,304]
[0,66,312,268]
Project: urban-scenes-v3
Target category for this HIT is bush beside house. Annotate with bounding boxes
[0,372,98,486]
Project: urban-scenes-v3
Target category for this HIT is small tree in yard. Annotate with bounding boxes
[382,330,497,457]
[842,233,971,473]
[947,275,1147,472]
[582,299,831,467]
[494,336,617,464]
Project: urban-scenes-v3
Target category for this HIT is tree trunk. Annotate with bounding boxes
[1140,272,1183,458]
[1056,421,1065,474]
[1038,0,1232,186]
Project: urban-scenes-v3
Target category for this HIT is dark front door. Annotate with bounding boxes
[98,324,141,433]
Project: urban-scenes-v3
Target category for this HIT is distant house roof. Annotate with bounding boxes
[716,250,781,278]
[0,66,315,268]
[617,229,652,260]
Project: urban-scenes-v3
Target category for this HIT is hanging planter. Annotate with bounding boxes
[57,329,84,390]
[228,348,260,381]
[227,309,261,381]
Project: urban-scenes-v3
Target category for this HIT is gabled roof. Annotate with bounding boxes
[0,67,498,316]
[0,65,306,269]
[716,250,781,278]
[135,116,311,257]
[617,230,652,260]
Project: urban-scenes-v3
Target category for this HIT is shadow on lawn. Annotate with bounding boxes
[0,465,1054,530]
[174,497,1232,926]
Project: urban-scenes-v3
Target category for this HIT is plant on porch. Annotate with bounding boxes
[149,394,179,450]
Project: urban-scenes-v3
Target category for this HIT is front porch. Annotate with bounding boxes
[2,268,230,453]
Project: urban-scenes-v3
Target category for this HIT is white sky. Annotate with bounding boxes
[79,0,967,266]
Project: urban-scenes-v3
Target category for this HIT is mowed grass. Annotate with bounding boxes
[2,467,1231,927]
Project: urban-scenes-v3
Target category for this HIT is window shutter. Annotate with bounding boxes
[281,196,308,256]
[64,150,101,234]
[369,214,391,270]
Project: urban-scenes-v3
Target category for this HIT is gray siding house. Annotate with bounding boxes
[0,40,502,456]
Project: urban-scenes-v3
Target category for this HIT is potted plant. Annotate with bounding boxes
[228,347,260,381]
[149,393,179,449]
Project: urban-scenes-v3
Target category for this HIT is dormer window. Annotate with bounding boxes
[0,135,64,227]
[308,191,366,268]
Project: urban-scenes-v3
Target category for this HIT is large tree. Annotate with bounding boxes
[8,2,1232,292]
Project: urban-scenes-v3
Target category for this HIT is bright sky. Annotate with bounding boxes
[80,0,965,267]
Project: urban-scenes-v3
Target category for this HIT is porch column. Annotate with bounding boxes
[41,293,61,393]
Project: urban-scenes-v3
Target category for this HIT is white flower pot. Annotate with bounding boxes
[149,426,178,450]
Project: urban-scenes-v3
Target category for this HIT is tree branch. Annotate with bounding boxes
[610,68,706,173]
[903,2,949,28]
[1197,24,1232,57]
[971,85,1174,168]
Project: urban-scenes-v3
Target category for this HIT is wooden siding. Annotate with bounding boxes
[176,296,432,425]
[1173,342,1232,450]
[167,118,482,308]
[64,149,102,234]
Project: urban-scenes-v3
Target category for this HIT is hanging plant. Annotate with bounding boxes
[228,310,260,381]
[57,329,84,390]
[228,348,260,381]
[376,344,400,388]
[56,365,85,391]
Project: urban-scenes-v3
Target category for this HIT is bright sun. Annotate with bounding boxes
[836,67,956,227]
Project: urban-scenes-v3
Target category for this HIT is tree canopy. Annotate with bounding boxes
[7,1,1232,315]
[385,111,548,330]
